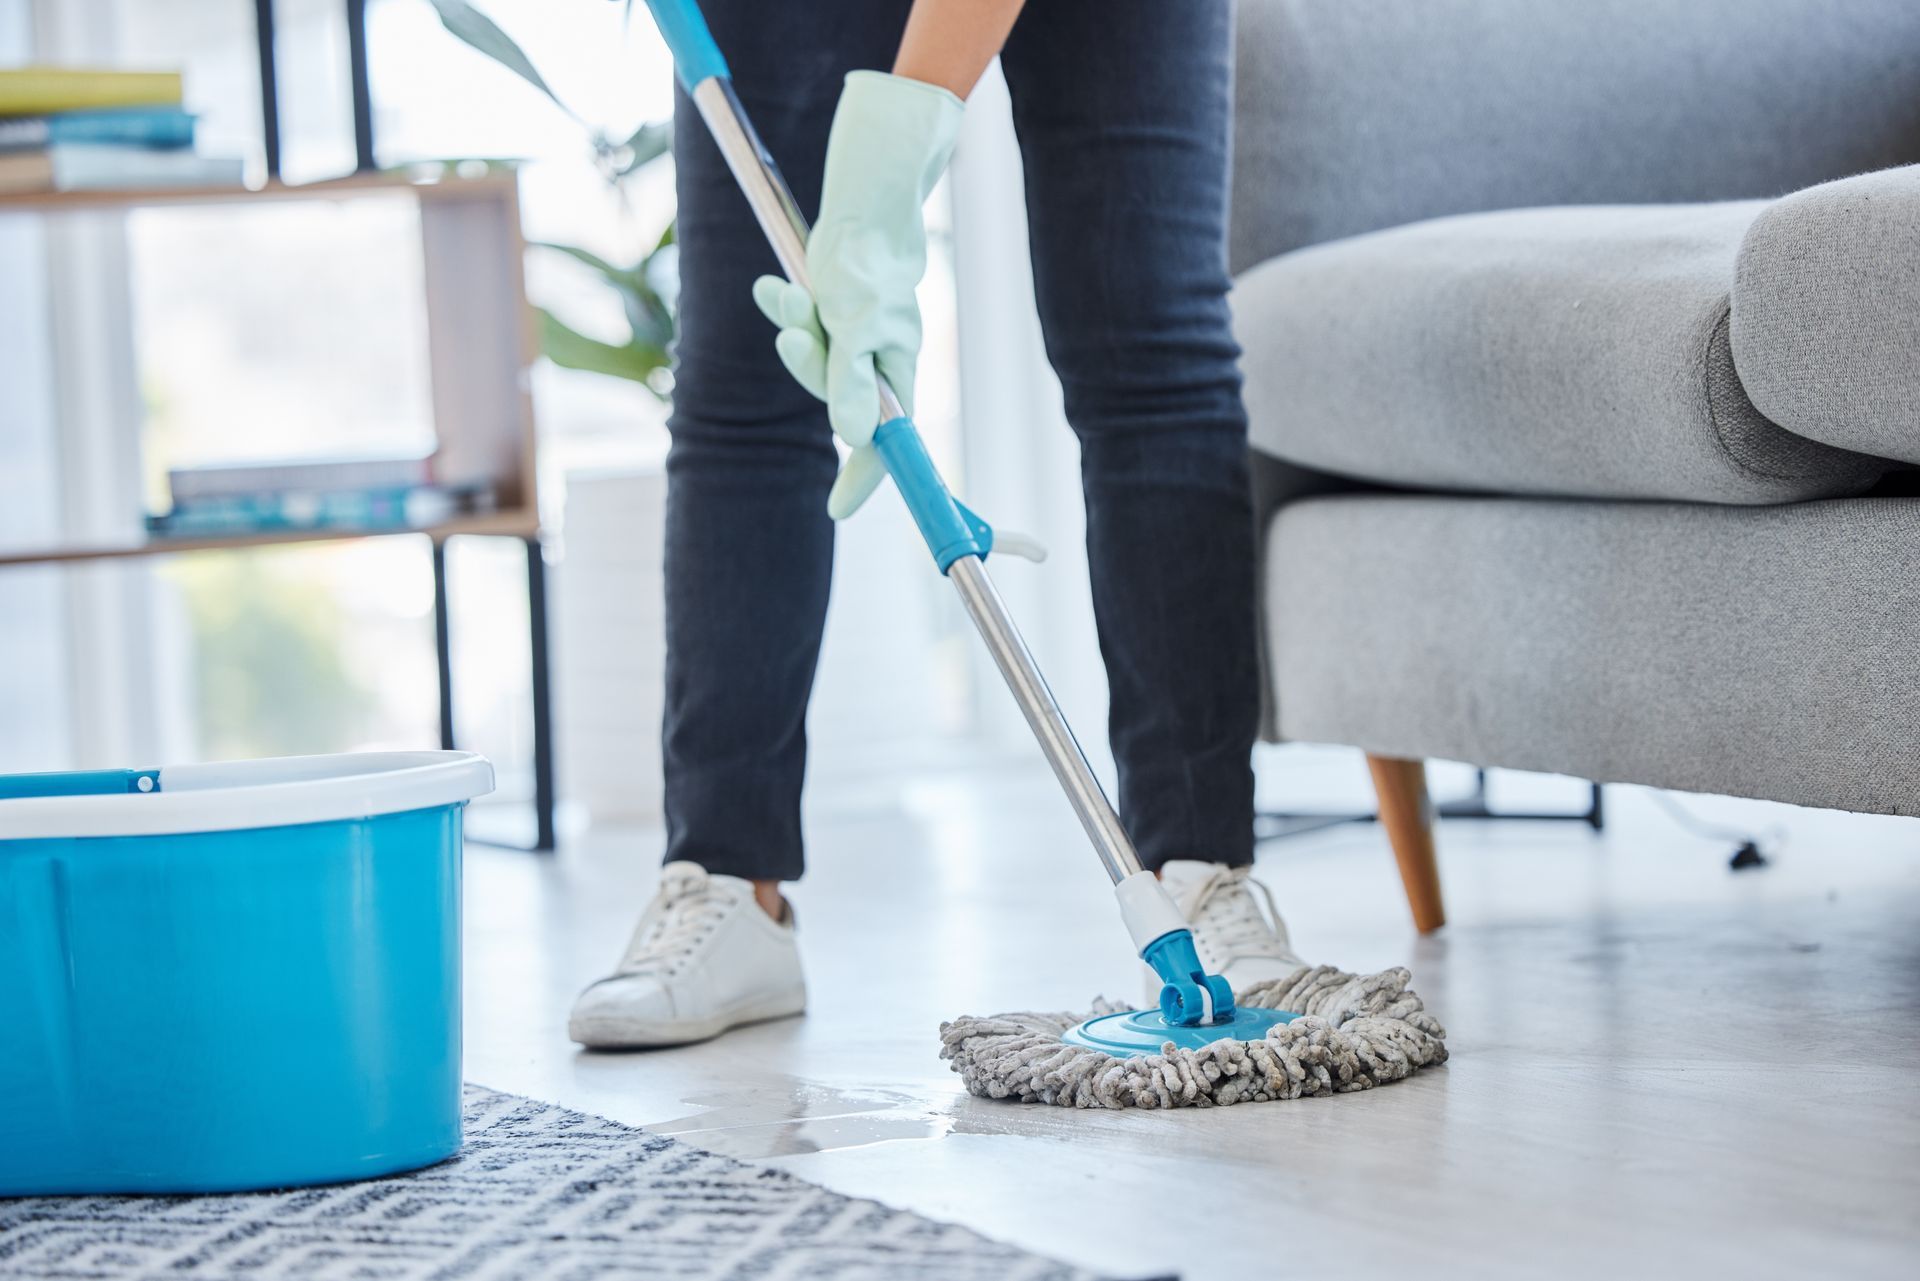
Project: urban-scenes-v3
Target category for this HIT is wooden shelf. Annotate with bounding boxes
[0,169,517,213]
[0,510,540,568]
[0,168,542,573]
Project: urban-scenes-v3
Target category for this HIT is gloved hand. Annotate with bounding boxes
[751,69,964,517]
[749,276,893,519]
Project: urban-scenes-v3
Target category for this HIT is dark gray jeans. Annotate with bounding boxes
[663,0,1256,881]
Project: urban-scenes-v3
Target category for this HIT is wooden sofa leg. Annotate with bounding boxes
[1366,754,1446,933]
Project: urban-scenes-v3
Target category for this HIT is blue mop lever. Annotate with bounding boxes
[871,418,995,572]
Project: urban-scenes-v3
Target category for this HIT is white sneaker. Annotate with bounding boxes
[568,861,806,1049]
[1142,860,1305,1006]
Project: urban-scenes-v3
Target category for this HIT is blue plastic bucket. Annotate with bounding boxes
[0,751,492,1195]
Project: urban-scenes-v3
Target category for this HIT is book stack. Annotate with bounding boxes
[0,66,243,194]
[148,456,494,539]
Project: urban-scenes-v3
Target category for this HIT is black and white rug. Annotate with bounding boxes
[0,1086,1129,1280]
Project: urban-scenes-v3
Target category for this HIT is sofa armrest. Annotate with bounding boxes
[1732,164,1920,465]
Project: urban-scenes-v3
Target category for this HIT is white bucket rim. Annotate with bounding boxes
[0,751,495,841]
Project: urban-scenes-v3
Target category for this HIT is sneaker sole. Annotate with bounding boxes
[568,987,807,1050]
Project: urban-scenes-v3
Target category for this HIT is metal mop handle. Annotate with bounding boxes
[645,0,1234,1026]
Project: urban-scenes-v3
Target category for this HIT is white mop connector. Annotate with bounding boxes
[1114,871,1231,1026]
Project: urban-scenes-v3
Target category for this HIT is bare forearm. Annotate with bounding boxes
[893,0,1028,99]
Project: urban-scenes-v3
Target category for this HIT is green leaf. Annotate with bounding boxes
[627,289,674,350]
[536,307,669,388]
[532,241,676,349]
[642,229,679,317]
[616,120,672,174]
[532,240,637,286]
[427,0,577,120]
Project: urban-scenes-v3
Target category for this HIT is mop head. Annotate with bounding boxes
[939,964,1447,1109]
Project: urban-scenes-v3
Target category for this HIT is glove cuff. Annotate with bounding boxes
[832,70,965,207]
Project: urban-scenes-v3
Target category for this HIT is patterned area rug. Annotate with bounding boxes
[0,1086,1133,1280]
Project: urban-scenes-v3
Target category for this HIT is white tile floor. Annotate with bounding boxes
[464,753,1920,1281]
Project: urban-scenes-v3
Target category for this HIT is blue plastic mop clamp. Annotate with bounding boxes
[1143,928,1236,1024]
[1058,922,1297,1055]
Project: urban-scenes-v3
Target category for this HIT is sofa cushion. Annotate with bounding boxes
[1235,201,1892,504]
[1232,0,1920,272]
[1732,165,1920,465]
[1263,493,1920,817]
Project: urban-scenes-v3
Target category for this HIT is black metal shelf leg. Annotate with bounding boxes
[432,538,455,751]
[526,536,556,853]
[432,534,557,853]
[345,0,376,173]
[253,0,281,180]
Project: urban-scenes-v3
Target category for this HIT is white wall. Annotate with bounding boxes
[0,0,71,769]
[947,64,1114,785]
[0,0,174,769]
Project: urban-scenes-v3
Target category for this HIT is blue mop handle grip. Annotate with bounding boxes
[872,417,993,573]
[641,0,731,88]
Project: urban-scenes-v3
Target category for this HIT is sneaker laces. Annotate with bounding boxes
[618,873,732,978]
[1186,865,1296,963]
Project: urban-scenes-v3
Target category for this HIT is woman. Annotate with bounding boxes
[568,0,1303,1048]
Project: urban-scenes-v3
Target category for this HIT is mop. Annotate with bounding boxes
[642,0,1447,1108]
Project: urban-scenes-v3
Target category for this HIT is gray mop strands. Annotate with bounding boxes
[940,965,1447,1108]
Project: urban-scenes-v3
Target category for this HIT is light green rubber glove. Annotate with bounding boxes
[751,69,964,518]
[750,274,890,519]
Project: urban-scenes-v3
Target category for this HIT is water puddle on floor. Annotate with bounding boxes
[650,1079,960,1157]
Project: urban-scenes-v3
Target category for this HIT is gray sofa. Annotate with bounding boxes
[1232,0,1920,929]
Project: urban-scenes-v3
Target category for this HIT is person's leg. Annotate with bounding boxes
[664,1,911,892]
[574,3,913,1050]
[998,0,1258,874]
